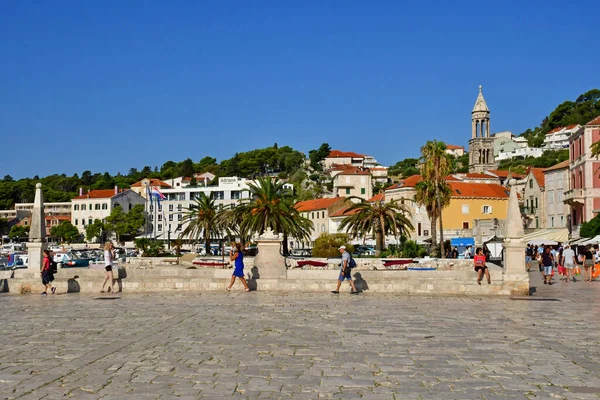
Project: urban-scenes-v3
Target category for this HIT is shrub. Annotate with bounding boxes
[312,233,354,258]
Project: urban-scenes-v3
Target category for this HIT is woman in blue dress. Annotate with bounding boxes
[226,242,251,292]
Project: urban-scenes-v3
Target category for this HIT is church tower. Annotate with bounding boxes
[468,85,496,173]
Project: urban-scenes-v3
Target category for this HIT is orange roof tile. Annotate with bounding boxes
[131,179,172,188]
[73,189,126,200]
[445,175,461,181]
[335,166,371,175]
[327,150,365,158]
[526,167,546,188]
[464,173,494,179]
[546,126,563,135]
[446,144,464,150]
[295,197,346,212]
[485,169,524,179]
[330,206,359,217]
[586,116,600,126]
[543,160,570,172]
[449,182,510,199]
[368,193,385,202]
[399,175,422,187]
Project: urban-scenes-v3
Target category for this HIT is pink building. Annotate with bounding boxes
[564,116,600,238]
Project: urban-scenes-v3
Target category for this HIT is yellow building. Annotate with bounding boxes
[443,181,509,231]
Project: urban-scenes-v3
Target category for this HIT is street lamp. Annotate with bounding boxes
[168,226,171,249]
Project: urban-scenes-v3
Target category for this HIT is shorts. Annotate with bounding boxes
[543,265,553,275]
[41,271,54,285]
[105,265,112,272]
[338,269,352,281]
[564,263,574,269]
[474,266,487,272]
[525,256,532,263]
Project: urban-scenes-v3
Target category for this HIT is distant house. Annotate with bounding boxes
[331,166,373,200]
[522,167,546,229]
[130,178,172,198]
[294,197,348,248]
[71,188,146,236]
[543,160,570,229]
[324,150,389,184]
[445,145,465,157]
[544,124,582,150]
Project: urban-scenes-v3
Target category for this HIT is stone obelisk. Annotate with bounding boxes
[502,179,529,295]
[27,183,47,272]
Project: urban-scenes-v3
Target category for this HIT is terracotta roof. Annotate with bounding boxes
[445,175,461,181]
[545,124,581,135]
[73,189,125,200]
[586,116,600,126]
[543,160,570,172]
[464,173,494,179]
[485,170,524,179]
[327,150,365,159]
[131,179,172,188]
[45,215,71,221]
[526,167,546,188]
[449,182,510,199]
[368,193,385,202]
[295,197,346,212]
[446,145,464,150]
[546,126,563,135]
[370,167,388,171]
[335,166,371,176]
[330,206,359,217]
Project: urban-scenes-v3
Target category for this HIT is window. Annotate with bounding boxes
[158,224,162,232]
[95,204,100,210]
[345,188,350,195]
[322,211,325,218]
[169,204,173,212]
[424,230,429,236]
[482,205,492,214]
[551,216,554,228]
[150,215,154,221]
[102,203,108,210]
[535,198,538,208]
[211,191,224,200]
[75,219,78,226]
[321,224,325,232]
[548,191,554,204]
[89,204,92,211]
[158,205,162,212]
[560,216,564,226]
[311,212,314,219]
[529,179,533,188]
[178,204,182,211]
[150,205,154,212]
[462,205,469,214]
[82,220,86,226]
[417,222,422,236]
[88,218,92,225]
[158,214,163,221]
[178,214,182,221]
[169,214,173,221]
[462,222,469,229]
[231,191,241,200]
[129,203,133,210]
[361,188,366,195]
[81,204,86,211]
[74,205,79,211]
[535,217,539,228]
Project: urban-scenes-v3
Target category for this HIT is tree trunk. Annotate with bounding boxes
[430,214,438,246]
[439,201,445,259]
[282,232,289,256]
[375,230,383,257]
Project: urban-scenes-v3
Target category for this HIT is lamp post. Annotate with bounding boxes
[168,226,171,250]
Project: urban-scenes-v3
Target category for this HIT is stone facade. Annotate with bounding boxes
[522,167,545,229]
[469,86,496,173]
[543,160,570,229]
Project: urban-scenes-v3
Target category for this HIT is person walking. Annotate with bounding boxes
[331,245,359,294]
[525,245,533,272]
[101,242,117,293]
[41,249,56,295]
[541,246,554,285]
[561,244,577,283]
[581,245,594,282]
[474,247,491,285]
[226,243,250,292]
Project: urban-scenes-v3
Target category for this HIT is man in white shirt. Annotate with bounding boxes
[561,244,577,283]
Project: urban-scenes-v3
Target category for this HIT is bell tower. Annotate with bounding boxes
[469,85,496,173]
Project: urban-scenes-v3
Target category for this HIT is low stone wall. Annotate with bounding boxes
[5,256,529,296]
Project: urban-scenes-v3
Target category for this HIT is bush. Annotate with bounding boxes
[401,240,425,258]
[580,215,600,238]
[135,238,167,257]
[312,233,354,258]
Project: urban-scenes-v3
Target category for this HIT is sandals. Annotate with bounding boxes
[244,288,251,292]
[226,287,231,291]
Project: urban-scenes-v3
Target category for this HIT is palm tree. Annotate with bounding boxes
[179,192,227,254]
[238,177,312,254]
[415,140,452,257]
[339,198,413,257]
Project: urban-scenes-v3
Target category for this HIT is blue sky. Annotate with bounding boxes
[2,1,599,179]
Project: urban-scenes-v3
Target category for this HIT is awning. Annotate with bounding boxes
[522,228,569,243]
[580,235,600,245]
[450,238,475,247]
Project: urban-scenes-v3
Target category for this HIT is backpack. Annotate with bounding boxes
[50,260,58,274]
[348,257,357,269]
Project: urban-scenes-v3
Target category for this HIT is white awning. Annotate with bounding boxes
[523,228,570,243]
[580,235,600,245]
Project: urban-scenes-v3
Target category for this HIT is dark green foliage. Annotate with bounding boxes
[308,143,331,171]
[50,221,81,243]
[519,89,600,146]
[134,238,166,257]
[498,149,569,174]
[580,215,600,238]
[388,158,419,178]
[85,219,104,242]
[312,233,353,258]
[8,225,29,240]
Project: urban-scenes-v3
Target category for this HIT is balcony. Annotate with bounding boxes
[563,189,584,205]
[520,206,537,215]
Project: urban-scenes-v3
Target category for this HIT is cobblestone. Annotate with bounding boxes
[0,272,599,399]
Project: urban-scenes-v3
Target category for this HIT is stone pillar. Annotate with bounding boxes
[253,228,286,280]
[502,179,529,295]
[27,183,47,272]
[472,120,476,139]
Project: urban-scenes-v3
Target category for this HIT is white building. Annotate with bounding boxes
[496,146,544,161]
[71,188,146,235]
[544,124,582,150]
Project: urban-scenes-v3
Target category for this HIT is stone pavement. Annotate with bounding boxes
[0,271,599,399]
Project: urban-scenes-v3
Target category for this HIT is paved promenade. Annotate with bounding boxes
[1,271,599,399]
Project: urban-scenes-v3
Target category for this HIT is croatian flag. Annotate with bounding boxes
[151,187,166,206]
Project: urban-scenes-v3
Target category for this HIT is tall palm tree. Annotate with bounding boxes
[339,198,413,256]
[179,192,227,254]
[239,177,312,254]
[415,140,452,258]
